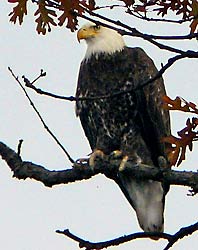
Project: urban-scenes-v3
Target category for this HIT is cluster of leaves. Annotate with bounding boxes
[8,0,198,34]
[163,96,198,166]
[137,0,195,19]
[8,0,96,34]
[131,0,198,32]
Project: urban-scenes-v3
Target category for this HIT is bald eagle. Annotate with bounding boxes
[76,23,170,233]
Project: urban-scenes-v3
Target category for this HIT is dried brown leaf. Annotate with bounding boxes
[9,0,28,25]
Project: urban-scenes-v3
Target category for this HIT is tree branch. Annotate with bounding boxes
[22,53,198,103]
[56,229,172,249]
[34,0,198,41]
[1,139,197,249]
[0,141,94,187]
[126,8,194,25]
[56,222,198,250]
[163,222,198,250]
[1,141,198,194]
[79,11,193,55]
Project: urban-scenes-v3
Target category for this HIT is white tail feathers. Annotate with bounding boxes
[119,175,164,232]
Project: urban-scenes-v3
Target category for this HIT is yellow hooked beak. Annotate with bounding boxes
[77,25,100,42]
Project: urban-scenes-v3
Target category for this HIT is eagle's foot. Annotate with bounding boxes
[109,150,129,172]
[89,149,105,169]
[73,157,89,170]
[75,157,89,165]
[110,150,123,159]
[158,156,169,169]
[119,155,129,172]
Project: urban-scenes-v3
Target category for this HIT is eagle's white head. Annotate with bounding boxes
[77,23,125,59]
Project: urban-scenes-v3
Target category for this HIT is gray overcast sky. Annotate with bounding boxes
[0,1,198,250]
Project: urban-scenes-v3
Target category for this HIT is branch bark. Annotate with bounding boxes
[56,229,172,249]
[0,141,198,194]
[56,222,198,250]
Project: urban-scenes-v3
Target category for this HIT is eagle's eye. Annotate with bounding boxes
[93,25,100,30]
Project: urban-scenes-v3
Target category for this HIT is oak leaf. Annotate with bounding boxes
[163,118,198,166]
[162,96,198,114]
[34,1,57,35]
[9,0,28,25]
[190,0,198,32]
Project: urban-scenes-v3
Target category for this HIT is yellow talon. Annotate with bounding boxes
[111,150,123,158]
[119,155,129,171]
[89,149,105,168]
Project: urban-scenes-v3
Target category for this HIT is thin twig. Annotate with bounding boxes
[31,69,46,85]
[8,67,75,164]
[95,4,124,10]
[25,76,76,101]
[127,8,193,24]
[17,139,23,157]
[146,33,198,41]
[163,222,198,250]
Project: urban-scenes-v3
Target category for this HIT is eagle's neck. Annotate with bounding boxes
[84,28,125,60]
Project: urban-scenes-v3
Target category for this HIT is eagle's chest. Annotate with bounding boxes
[78,69,137,136]
[76,52,142,152]
[79,53,136,99]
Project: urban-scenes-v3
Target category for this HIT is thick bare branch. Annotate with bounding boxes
[1,141,198,194]
[0,141,94,187]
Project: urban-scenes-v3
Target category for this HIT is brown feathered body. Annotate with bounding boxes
[76,45,170,232]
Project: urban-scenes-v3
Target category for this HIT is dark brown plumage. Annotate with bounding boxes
[76,24,170,232]
[76,48,170,164]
